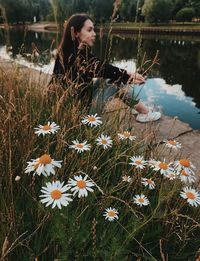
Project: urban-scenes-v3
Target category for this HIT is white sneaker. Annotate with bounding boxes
[136,111,161,123]
[131,108,139,115]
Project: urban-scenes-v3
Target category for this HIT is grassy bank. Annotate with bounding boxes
[3,21,200,33]
[108,22,200,29]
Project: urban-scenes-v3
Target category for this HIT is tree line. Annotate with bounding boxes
[0,0,200,24]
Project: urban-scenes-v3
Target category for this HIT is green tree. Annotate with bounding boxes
[89,0,114,23]
[119,0,137,22]
[142,0,173,23]
[191,0,200,16]
[0,0,33,23]
[0,0,52,23]
[176,7,195,22]
[39,0,52,21]
[172,0,190,17]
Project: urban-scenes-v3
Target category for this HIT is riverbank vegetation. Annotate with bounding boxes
[0,0,200,25]
[0,63,200,260]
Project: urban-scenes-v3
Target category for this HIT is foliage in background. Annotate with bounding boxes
[176,7,195,22]
[0,0,51,23]
[142,0,173,23]
[0,0,200,24]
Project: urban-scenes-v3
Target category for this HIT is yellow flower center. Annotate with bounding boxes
[76,144,83,149]
[107,210,115,217]
[123,131,130,138]
[147,179,153,184]
[123,176,129,181]
[179,159,190,168]
[186,192,195,200]
[39,154,52,164]
[159,162,168,170]
[88,116,96,122]
[138,198,144,203]
[101,139,107,145]
[77,180,86,189]
[42,124,51,131]
[35,154,52,169]
[168,140,176,145]
[181,170,188,176]
[135,160,142,165]
[51,189,62,200]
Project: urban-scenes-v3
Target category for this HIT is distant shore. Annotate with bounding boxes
[27,22,200,35]
[1,22,200,35]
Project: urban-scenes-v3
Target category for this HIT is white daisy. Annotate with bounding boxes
[40,180,72,209]
[103,207,119,222]
[148,159,158,169]
[163,139,182,150]
[68,175,94,198]
[133,194,149,207]
[81,113,102,127]
[180,187,200,207]
[122,175,132,183]
[174,159,196,173]
[69,140,91,153]
[129,156,147,170]
[153,160,174,175]
[118,131,136,141]
[25,154,62,177]
[164,172,177,180]
[179,169,196,184]
[34,121,60,136]
[141,178,155,190]
[96,134,113,149]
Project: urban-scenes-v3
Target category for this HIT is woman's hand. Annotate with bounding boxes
[128,72,145,85]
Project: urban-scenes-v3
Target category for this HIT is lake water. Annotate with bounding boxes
[0,28,200,130]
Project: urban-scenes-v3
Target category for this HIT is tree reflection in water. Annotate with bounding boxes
[142,38,200,109]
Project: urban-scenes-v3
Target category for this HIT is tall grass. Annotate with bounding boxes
[0,65,200,261]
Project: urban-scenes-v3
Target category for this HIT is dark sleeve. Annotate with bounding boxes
[99,63,130,84]
[78,47,130,84]
[50,55,68,87]
[53,56,65,76]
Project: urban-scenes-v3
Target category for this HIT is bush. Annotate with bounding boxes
[142,0,173,23]
[176,7,195,22]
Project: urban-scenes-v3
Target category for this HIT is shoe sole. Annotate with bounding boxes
[136,113,161,123]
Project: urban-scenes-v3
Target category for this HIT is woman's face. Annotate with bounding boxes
[77,19,96,47]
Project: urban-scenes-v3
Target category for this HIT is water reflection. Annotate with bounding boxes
[136,78,200,130]
[0,28,200,129]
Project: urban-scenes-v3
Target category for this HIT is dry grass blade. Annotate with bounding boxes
[159,239,168,261]
[1,236,9,261]
[1,232,28,260]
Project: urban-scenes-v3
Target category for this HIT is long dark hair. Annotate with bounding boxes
[58,13,92,60]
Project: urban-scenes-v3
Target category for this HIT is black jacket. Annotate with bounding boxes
[53,45,130,86]
[52,45,131,107]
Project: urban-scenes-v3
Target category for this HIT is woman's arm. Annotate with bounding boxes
[78,45,145,85]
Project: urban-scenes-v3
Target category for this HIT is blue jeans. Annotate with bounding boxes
[90,79,139,114]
